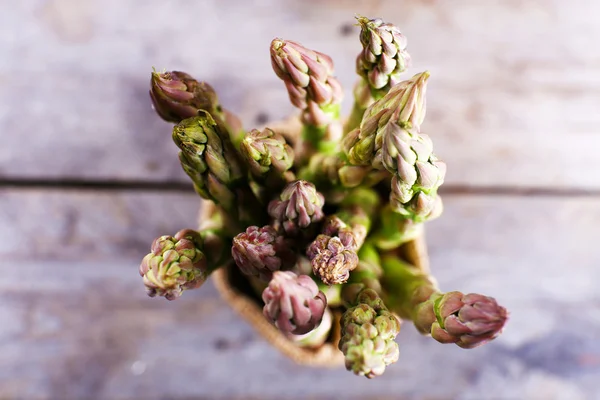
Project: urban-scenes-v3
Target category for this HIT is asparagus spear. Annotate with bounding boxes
[267,180,325,236]
[270,39,343,155]
[306,188,380,285]
[172,113,241,209]
[173,112,265,226]
[139,228,227,300]
[343,72,446,222]
[150,70,245,145]
[369,205,423,250]
[356,16,412,100]
[307,207,371,285]
[307,229,359,286]
[343,71,430,166]
[338,288,401,378]
[150,70,221,122]
[346,16,412,132]
[231,225,297,282]
[381,255,508,349]
[239,127,295,194]
[262,271,327,335]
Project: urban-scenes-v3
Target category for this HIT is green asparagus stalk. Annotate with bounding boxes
[338,288,401,378]
[270,39,343,155]
[342,71,430,166]
[343,71,446,222]
[346,16,412,133]
[239,127,295,194]
[268,180,325,236]
[173,112,265,225]
[340,242,385,303]
[150,70,245,145]
[338,186,382,219]
[356,16,412,100]
[173,113,241,209]
[299,152,389,193]
[150,70,221,123]
[369,205,423,250]
[307,206,371,285]
[262,271,328,335]
[345,79,374,135]
[231,225,297,281]
[139,228,227,300]
[381,255,508,349]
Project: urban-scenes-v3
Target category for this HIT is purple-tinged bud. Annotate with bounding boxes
[262,271,327,335]
[139,229,207,300]
[356,16,412,99]
[268,180,325,236]
[416,291,509,349]
[232,226,297,281]
[270,39,343,128]
[240,128,294,177]
[307,230,359,285]
[150,70,220,123]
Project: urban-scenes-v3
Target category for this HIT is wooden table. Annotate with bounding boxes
[2,1,599,398]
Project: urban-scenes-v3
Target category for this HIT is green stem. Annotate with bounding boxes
[339,187,381,217]
[369,205,423,250]
[344,79,376,135]
[220,109,245,150]
[235,185,269,228]
[379,254,439,320]
[194,212,234,277]
[341,242,382,306]
[300,103,342,158]
[318,282,342,307]
[344,102,366,134]
[301,125,338,155]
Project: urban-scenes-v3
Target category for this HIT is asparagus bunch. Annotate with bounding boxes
[139,15,508,378]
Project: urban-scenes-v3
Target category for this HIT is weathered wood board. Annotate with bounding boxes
[1,0,599,188]
[1,189,598,399]
[2,0,599,398]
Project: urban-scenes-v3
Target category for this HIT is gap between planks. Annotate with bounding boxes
[0,178,599,198]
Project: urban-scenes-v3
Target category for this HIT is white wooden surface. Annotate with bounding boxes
[1,0,599,399]
[1,0,599,188]
[1,190,599,399]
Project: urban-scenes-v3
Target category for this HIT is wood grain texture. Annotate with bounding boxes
[1,0,599,188]
[0,189,202,261]
[2,0,598,398]
[1,189,598,399]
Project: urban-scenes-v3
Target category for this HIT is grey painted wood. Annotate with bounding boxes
[0,189,201,261]
[1,0,599,188]
[1,189,598,399]
[2,0,598,398]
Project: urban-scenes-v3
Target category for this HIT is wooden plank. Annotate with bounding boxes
[0,189,202,261]
[1,189,599,398]
[1,0,599,188]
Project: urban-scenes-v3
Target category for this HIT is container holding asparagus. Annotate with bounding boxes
[139,16,508,378]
